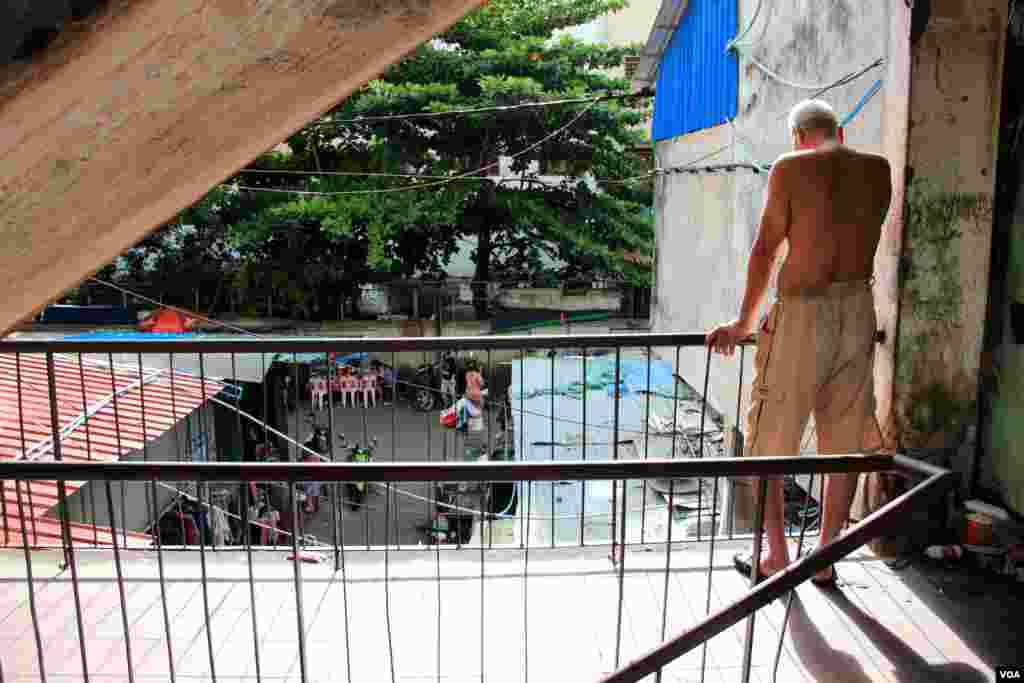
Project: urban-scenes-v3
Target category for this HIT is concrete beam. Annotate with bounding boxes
[0,0,484,334]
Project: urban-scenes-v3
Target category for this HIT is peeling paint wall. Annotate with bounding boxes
[895,1,1007,467]
[652,0,890,433]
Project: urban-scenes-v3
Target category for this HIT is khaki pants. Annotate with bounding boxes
[733,279,883,531]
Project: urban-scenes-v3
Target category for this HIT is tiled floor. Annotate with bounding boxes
[0,540,997,682]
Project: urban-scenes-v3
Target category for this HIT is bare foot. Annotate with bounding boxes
[812,565,838,586]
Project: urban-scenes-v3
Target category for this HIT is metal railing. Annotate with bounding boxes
[1,332,791,554]
[0,454,952,683]
[0,334,956,683]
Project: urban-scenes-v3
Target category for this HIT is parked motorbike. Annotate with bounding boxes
[424,430,516,545]
[338,432,378,511]
[412,353,453,412]
[412,353,490,413]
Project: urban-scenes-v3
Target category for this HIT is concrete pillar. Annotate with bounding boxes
[851,1,1008,544]
[893,0,1007,452]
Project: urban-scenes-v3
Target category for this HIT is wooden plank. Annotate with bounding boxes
[0,0,486,335]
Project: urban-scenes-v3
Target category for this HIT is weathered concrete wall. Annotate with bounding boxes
[652,0,890,434]
[894,1,1007,463]
[497,288,622,312]
[0,0,485,336]
[653,123,748,419]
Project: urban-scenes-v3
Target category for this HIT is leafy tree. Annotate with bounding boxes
[95,0,654,320]
[223,0,654,319]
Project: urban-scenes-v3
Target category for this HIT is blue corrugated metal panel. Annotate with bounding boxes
[652,0,738,142]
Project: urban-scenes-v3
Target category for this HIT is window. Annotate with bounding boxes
[624,56,641,81]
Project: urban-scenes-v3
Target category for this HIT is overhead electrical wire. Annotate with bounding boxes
[228,58,882,196]
[724,0,771,52]
[236,167,649,187]
[229,97,601,198]
[302,90,652,127]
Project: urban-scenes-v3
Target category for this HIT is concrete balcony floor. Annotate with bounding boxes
[0,539,999,682]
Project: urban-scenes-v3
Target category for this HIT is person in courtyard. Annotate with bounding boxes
[705,99,892,587]
[373,359,396,404]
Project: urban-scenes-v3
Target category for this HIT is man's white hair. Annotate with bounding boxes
[787,99,839,135]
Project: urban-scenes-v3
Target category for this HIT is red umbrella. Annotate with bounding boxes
[138,308,199,333]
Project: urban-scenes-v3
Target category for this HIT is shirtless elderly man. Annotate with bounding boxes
[706,99,892,587]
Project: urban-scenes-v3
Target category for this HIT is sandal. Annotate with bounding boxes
[733,553,771,583]
[811,565,840,589]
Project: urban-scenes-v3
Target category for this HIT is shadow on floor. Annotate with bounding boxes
[892,558,1024,674]
[778,589,988,683]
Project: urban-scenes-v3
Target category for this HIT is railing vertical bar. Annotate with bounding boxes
[19,355,43,550]
[740,478,769,683]
[76,353,99,547]
[260,352,270,463]
[166,353,188,546]
[655,345,683,683]
[147,472,177,683]
[197,354,217,683]
[13,480,46,682]
[549,348,555,548]
[105,353,128,548]
[136,352,154,553]
[11,353,31,550]
[519,348,526,550]
[522,355,531,683]
[729,346,747,540]
[290,480,309,683]
[771,470,816,683]
[103,480,136,683]
[361,357,370,551]
[337,430,353,683]
[697,349,712,543]
[487,349,494,549]
[425,351,433,538]
[640,346,653,544]
[580,346,587,547]
[385,489,397,680]
[438,361,448,683]
[291,355,302,556]
[42,352,90,682]
[231,353,262,683]
[613,346,626,668]
[0,479,7,548]
[326,351,341,573]
[392,351,400,551]
[145,351,175,683]
[480,486,486,683]
[610,347,620,563]
[24,473,39,551]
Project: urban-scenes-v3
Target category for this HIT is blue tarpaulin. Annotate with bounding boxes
[63,331,197,340]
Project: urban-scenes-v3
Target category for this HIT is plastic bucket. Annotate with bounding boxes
[963,512,994,546]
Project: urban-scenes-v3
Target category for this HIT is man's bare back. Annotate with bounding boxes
[773,143,892,293]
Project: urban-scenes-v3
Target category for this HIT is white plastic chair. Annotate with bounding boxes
[361,373,377,408]
[340,372,358,408]
[309,376,328,411]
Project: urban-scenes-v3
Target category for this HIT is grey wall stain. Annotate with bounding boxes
[827,0,853,38]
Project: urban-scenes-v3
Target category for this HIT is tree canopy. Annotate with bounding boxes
[104,0,655,320]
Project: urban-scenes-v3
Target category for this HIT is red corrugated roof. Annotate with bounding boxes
[0,353,225,548]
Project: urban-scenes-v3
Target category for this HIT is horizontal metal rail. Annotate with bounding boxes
[0,454,894,483]
[0,332,723,354]
[600,453,956,683]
